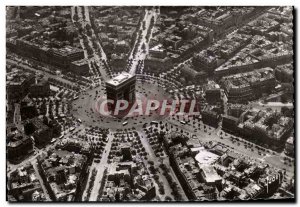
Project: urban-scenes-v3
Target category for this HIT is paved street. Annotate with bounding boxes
[138,131,187,200]
[71,79,170,129]
[71,6,111,81]
[88,133,114,201]
[128,8,159,74]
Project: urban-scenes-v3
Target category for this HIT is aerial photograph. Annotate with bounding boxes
[6,6,294,202]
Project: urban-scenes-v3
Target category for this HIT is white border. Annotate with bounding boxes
[2,0,298,6]
[1,0,299,207]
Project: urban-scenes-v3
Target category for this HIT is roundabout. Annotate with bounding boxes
[71,77,173,130]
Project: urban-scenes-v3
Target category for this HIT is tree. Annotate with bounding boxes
[159,186,165,195]
[73,14,79,22]
[165,196,172,201]
[141,43,146,51]
[281,106,291,116]
[86,28,92,36]
[281,94,288,103]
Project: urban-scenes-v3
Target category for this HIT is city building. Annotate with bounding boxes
[222,115,239,133]
[195,149,220,166]
[24,117,53,148]
[100,162,156,201]
[205,81,222,104]
[7,124,33,163]
[238,108,294,149]
[201,105,221,128]
[70,59,90,76]
[275,63,293,83]
[220,67,276,103]
[144,55,173,75]
[199,166,222,187]
[50,46,84,69]
[164,35,183,50]
[192,7,256,37]
[7,163,46,201]
[6,69,35,102]
[29,77,50,97]
[168,144,203,200]
[38,149,88,201]
[20,98,38,120]
[181,64,208,84]
[168,144,221,200]
[149,44,167,59]
[238,183,264,200]
[247,13,280,36]
[257,169,283,197]
[227,104,249,118]
[285,137,294,156]
[15,39,84,71]
[217,32,293,76]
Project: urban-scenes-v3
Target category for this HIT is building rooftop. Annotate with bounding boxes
[201,166,222,183]
[52,46,83,57]
[149,44,164,53]
[195,149,220,166]
[106,72,135,86]
[7,125,31,148]
[7,68,34,86]
[71,58,89,66]
[30,117,49,132]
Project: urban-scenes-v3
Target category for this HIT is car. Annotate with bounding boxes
[180,121,187,125]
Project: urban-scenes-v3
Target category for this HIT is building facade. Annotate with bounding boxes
[106,72,136,113]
